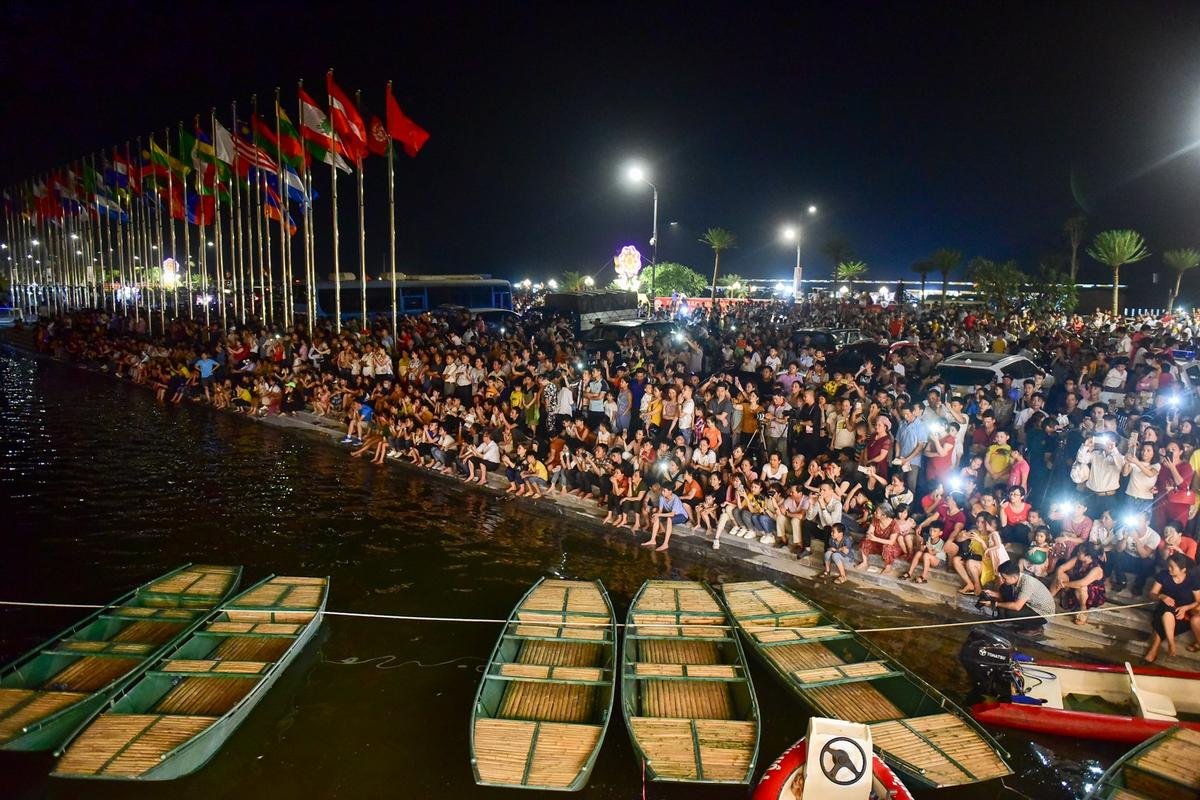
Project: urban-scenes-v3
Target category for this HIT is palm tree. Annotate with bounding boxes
[1064,214,1087,282]
[912,259,934,305]
[558,270,587,292]
[719,273,748,298]
[931,249,962,302]
[1164,248,1200,311]
[1087,229,1150,314]
[835,260,867,283]
[701,227,737,305]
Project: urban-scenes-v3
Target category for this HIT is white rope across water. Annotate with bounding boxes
[0,598,1159,634]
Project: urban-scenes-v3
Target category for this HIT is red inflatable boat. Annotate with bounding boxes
[753,736,914,800]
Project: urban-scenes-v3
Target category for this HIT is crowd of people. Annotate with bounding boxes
[22,292,1200,661]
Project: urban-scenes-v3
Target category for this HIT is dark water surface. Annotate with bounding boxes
[0,351,1123,799]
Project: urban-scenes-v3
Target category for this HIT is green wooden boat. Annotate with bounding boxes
[1088,725,1200,799]
[720,580,1011,789]
[470,578,616,792]
[53,574,328,780]
[0,564,242,752]
[621,579,759,785]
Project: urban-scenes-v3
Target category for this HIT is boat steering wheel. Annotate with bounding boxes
[819,737,868,786]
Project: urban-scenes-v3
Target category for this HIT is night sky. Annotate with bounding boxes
[4,2,1200,287]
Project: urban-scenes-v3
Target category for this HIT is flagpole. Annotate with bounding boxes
[297,80,314,336]
[163,128,179,322]
[386,82,399,341]
[352,89,367,333]
[230,102,248,325]
[209,109,227,331]
[252,97,267,329]
[274,88,291,331]
[196,157,209,328]
[176,125,191,322]
[327,79,342,335]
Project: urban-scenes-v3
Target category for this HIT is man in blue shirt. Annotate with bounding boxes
[895,403,929,493]
[194,352,219,400]
[646,485,689,552]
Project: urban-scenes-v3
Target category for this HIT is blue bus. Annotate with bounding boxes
[304,276,513,320]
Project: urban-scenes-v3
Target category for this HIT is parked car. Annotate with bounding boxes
[583,319,680,354]
[934,352,1044,390]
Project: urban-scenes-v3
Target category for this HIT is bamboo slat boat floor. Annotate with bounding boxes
[498,680,594,723]
[638,639,719,665]
[870,713,1010,786]
[153,676,256,716]
[161,659,269,675]
[227,577,326,610]
[0,689,88,743]
[211,636,292,662]
[759,641,844,673]
[628,717,755,782]
[143,566,239,602]
[516,639,600,668]
[54,714,215,778]
[44,656,144,693]
[517,580,607,622]
[473,718,602,789]
[640,680,731,719]
[112,620,187,646]
[722,581,815,618]
[804,681,904,723]
[1126,727,1200,798]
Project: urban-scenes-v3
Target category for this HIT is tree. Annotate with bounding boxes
[931,248,962,302]
[719,273,748,298]
[558,270,587,292]
[1027,267,1078,316]
[700,228,737,304]
[1064,214,1087,283]
[821,238,854,276]
[911,259,934,305]
[1163,249,1200,311]
[834,260,867,282]
[628,262,708,297]
[1087,229,1150,314]
[967,257,1025,314]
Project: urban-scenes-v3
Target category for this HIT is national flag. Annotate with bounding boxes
[182,127,231,204]
[277,104,308,168]
[298,87,353,173]
[213,119,236,166]
[187,189,215,226]
[253,113,303,171]
[259,166,313,207]
[385,83,430,157]
[262,180,297,236]
[108,149,131,188]
[366,114,389,158]
[95,192,128,222]
[233,133,278,178]
[326,71,367,161]
[149,140,190,177]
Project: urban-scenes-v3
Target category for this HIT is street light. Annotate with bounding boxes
[622,160,659,302]
[548,279,558,290]
[584,276,595,287]
[780,205,818,301]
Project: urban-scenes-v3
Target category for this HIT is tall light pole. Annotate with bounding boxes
[781,205,817,301]
[624,162,659,305]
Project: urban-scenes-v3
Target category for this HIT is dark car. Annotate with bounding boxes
[583,319,681,354]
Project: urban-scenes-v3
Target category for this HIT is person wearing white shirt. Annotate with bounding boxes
[678,387,696,444]
[462,431,502,484]
[1081,434,1125,516]
[1121,440,1160,513]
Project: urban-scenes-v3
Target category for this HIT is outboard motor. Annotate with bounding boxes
[959,629,1021,702]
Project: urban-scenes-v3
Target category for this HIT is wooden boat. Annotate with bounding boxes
[753,718,915,800]
[622,579,759,785]
[1088,726,1200,799]
[969,658,1200,744]
[0,564,241,752]
[470,578,616,792]
[52,574,328,780]
[721,580,1010,790]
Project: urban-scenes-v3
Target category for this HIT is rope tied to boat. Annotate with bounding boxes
[0,598,1160,633]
